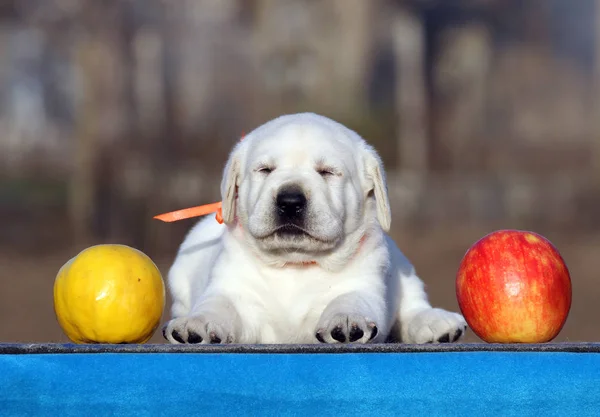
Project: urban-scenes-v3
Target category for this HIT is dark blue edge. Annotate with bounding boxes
[1,342,600,354]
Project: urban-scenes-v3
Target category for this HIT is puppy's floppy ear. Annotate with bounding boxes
[220,144,242,224]
[362,145,391,232]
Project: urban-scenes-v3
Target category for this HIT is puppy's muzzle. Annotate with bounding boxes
[276,185,306,224]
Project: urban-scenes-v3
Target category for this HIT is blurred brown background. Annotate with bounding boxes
[0,0,598,344]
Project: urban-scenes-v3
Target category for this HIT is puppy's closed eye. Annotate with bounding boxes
[316,166,340,178]
[257,166,275,175]
[317,168,334,177]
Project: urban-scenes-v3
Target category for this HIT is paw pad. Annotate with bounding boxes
[331,326,346,343]
[187,331,203,344]
[171,330,185,344]
[349,325,364,342]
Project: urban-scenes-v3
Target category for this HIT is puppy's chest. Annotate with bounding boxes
[259,268,336,319]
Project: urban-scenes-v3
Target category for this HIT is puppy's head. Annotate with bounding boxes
[220,113,391,266]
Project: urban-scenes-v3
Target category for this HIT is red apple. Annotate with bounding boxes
[456,229,571,343]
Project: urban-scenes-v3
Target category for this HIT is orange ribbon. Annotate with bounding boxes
[153,202,224,224]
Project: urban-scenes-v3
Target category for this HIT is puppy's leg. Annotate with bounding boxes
[315,292,383,344]
[163,295,242,344]
[167,217,225,319]
[398,273,467,344]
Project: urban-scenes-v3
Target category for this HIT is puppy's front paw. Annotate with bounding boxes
[315,314,378,344]
[403,308,467,344]
[163,315,235,344]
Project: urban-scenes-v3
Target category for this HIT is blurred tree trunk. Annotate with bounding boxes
[430,22,491,172]
[68,0,132,246]
[332,0,375,117]
[392,6,429,174]
[104,0,149,251]
[143,1,182,256]
[594,0,600,174]
[69,41,99,245]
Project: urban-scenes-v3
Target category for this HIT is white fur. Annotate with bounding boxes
[163,113,466,344]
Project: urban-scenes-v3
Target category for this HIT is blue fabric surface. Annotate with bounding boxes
[1,351,599,416]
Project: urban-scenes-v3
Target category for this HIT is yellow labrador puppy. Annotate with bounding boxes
[163,113,466,344]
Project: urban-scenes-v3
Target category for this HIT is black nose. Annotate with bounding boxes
[276,187,307,220]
